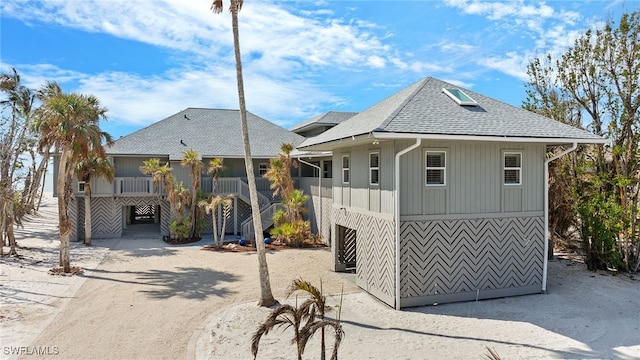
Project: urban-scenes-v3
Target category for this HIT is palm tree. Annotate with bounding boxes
[0,68,37,256]
[199,195,233,249]
[75,153,114,246]
[207,157,225,192]
[252,279,344,360]
[264,143,296,201]
[211,0,275,306]
[35,81,110,273]
[181,149,203,239]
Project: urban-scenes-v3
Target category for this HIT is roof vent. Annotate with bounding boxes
[443,88,478,106]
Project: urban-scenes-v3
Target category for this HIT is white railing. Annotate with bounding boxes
[241,203,283,240]
[116,177,154,195]
[214,178,270,209]
[213,177,240,195]
[238,179,270,209]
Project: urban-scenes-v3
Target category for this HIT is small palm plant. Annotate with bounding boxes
[251,279,344,360]
[199,195,233,249]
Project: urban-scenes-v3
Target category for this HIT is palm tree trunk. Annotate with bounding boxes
[220,208,227,246]
[57,150,72,273]
[231,4,275,306]
[84,179,92,246]
[212,206,219,249]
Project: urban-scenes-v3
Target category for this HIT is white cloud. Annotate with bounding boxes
[1,0,396,72]
[479,52,529,81]
[8,62,341,128]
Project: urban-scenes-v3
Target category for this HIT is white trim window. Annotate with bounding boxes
[504,152,522,185]
[425,151,446,186]
[342,155,350,184]
[258,162,269,176]
[78,181,86,192]
[369,151,380,186]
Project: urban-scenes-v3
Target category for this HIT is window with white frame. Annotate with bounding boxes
[425,151,446,186]
[369,152,380,186]
[504,152,522,185]
[78,181,86,192]
[258,162,269,176]
[342,155,350,184]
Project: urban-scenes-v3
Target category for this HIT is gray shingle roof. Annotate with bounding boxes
[107,108,305,160]
[289,111,358,132]
[299,77,605,149]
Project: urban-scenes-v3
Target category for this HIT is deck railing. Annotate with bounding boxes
[116,177,153,195]
[109,176,276,199]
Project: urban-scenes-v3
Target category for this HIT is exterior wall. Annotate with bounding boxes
[399,213,544,307]
[72,196,169,241]
[329,139,547,308]
[113,156,166,177]
[332,141,395,215]
[398,140,545,216]
[299,177,332,244]
[332,205,396,307]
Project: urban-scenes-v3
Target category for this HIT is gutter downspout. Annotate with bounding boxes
[543,142,577,293]
[394,138,422,310]
[299,159,323,238]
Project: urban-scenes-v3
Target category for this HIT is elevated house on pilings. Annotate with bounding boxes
[52,108,304,241]
[297,76,607,308]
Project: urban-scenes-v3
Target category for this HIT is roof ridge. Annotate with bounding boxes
[375,77,432,131]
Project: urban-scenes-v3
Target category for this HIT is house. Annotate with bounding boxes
[56,108,304,241]
[296,76,607,309]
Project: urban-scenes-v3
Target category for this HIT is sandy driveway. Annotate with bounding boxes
[0,196,357,360]
[2,195,640,360]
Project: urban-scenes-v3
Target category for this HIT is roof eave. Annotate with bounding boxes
[372,132,610,145]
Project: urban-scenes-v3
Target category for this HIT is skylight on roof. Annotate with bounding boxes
[443,88,478,106]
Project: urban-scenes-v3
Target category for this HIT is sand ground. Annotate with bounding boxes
[1,195,639,360]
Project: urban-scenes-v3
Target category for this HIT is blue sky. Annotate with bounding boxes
[1,0,635,139]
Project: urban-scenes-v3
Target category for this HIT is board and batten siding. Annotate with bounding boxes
[332,142,395,215]
[398,140,545,216]
[113,156,168,178]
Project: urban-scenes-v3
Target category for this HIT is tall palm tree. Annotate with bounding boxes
[207,157,225,192]
[35,81,110,273]
[75,153,114,246]
[181,149,203,239]
[211,0,275,306]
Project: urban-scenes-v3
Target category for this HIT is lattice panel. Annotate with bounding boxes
[334,208,395,306]
[69,199,78,241]
[90,198,121,238]
[400,216,544,299]
[337,226,356,268]
[135,205,155,218]
[236,199,252,227]
[76,200,85,240]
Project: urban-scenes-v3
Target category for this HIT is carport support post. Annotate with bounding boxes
[543,142,577,293]
[394,138,421,310]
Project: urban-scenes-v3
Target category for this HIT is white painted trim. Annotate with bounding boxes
[400,211,544,221]
[503,151,523,186]
[299,159,323,237]
[341,154,350,185]
[373,132,609,144]
[369,151,380,186]
[394,139,422,310]
[425,150,447,186]
[543,143,577,293]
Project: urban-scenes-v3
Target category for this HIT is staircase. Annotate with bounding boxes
[241,203,284,240]
[213,177,277,239]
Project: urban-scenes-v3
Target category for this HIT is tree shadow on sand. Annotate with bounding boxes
[83,267,239,300]
[137,267,239,300]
